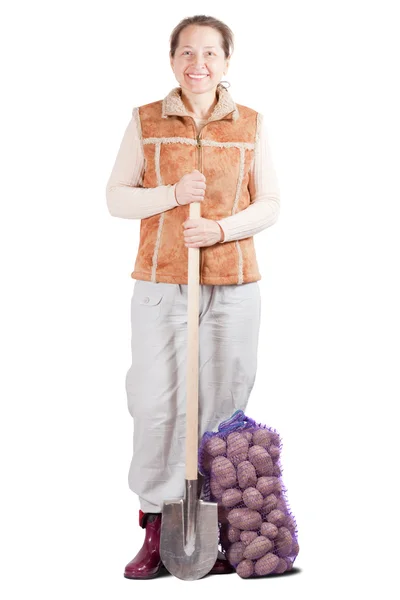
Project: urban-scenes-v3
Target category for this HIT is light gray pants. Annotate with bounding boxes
[125,279,261,512]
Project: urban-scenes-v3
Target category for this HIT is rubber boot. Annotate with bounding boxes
[209,550,235,574]
[124,512,164,579]
[124,509,234,579]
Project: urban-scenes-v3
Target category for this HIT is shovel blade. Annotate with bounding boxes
[160,497,219,580]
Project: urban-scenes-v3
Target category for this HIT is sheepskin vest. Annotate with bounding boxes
[130,83,262,285]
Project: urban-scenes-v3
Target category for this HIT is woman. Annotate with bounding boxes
[106,15,280,579]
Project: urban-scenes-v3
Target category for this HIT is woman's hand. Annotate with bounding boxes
[175,169,206,205]
[176,169,225,246]
[183,217,224,247]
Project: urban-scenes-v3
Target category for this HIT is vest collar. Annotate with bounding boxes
[162,82,239,123]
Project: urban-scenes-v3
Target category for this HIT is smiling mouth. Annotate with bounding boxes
[186,73,209,79]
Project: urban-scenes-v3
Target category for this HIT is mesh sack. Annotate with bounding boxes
[198,410,299,578]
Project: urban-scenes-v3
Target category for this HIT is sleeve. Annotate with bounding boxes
[105,107,179,219]
[216,112,280,243]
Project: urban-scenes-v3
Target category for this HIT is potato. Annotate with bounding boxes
[243,431,253,443]
[269,444,280,460]
[227,541,245,565]
[276,496,287,512]
[227,525,241,543]
[211,455,237,488]
[273,463,281,477]
[267,509,286,527]
[248,445,274,476]
[210,477,224,500]
[291,540,300,556]
[228,507,262,531]
[227,432,249,466]
[271,431,281,446]
[205,436,227,457]
[260,521,279,539]
[218,504,229,524]
[256,476,278,497]
[254,552,280,576]
[240,531,258,546]
[285,514,297,534]
[275,527,293,557]
[237,461,257,489]
[236,559,254,579]
[226,431,240,443]
[242,487,264,510]
[252,428,273,449]
[201,451,213,472]
[221,488,242,508]
[243,535,273,560]
[262,493,278,513]
[273,557,288,574]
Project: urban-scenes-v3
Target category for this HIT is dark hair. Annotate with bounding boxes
[169,15,234,59]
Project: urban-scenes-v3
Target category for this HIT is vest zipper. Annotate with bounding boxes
[196,130,203,171]
[187,112,234,282]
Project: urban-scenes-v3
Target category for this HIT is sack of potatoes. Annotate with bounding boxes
[198,410,299,578]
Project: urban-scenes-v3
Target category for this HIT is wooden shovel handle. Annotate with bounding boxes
[185,200,201,481]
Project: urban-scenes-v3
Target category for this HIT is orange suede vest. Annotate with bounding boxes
[130,83,262,285]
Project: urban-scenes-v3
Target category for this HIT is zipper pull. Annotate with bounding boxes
[196,135,201,148]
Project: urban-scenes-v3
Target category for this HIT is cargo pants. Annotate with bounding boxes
[125,279,261,512]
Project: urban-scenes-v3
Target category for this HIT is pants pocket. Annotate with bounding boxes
[216,282,260,304]
[131,282,164,323]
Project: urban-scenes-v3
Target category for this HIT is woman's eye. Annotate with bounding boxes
[182,51,214,56]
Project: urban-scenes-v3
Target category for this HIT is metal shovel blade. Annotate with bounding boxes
[160,479,219,580]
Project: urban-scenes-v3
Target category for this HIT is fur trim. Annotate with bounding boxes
[143,136,198,146]
[232,146,246,284]
[162,82,239,122]
[133,107,144,185]
[152,142,165,283]
[142,136,254,150]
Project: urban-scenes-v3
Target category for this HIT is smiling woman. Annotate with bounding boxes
[105,13,281,581]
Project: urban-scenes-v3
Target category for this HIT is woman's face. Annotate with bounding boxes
[170,25,229,95]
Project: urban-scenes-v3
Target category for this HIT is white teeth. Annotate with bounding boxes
[187,74,208,79]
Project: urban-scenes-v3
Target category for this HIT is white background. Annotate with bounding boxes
[1,0,399,598]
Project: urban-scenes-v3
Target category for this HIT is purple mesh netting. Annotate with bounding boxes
[198,410,299,578]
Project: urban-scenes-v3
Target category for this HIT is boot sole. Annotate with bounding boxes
[124,564,168,579]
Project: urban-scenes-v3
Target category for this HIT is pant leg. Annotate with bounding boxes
[125,280,188,513]
[198,282,261,435]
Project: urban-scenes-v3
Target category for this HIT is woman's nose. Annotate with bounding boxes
[191,55,206,68]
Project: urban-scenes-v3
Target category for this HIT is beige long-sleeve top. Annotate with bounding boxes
[106,110,280,243]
